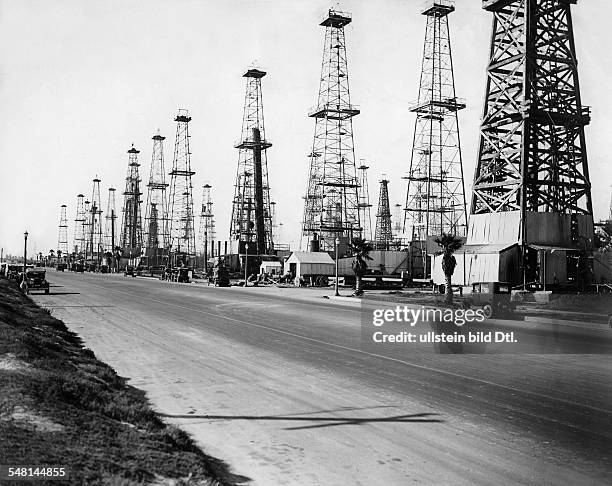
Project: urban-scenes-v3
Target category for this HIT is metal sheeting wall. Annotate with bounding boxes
[466,212,521,245]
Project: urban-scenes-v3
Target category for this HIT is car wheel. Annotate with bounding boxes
[482,304,493,319]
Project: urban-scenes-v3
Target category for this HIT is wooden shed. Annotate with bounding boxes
[285,251,334,282]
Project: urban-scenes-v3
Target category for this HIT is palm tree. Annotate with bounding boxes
[348,237,373,296]
[434,233,464,304]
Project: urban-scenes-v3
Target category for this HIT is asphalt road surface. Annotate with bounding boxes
[33,271,612,486]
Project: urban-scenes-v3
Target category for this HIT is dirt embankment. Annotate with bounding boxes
[0,278,248,485]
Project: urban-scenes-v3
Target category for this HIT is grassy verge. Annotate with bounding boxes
[0,278,248,485]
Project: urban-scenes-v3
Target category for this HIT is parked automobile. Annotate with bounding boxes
[465,282,515,318]
[71,262,85,273]
[56,263,67,272]
[7,264,24,281]
[124,266,136,277]
[213,261,230,287]
[22,268,50,294]
[149,265,165,278]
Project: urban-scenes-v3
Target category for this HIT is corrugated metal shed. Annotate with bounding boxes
[432,244,519,286]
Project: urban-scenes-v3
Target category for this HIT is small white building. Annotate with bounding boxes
[285,251,334,282]
[260,261,282,275]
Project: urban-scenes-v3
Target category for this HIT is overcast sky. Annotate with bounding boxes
[1,0,611,256]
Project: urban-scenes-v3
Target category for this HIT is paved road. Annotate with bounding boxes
[33,272,612,485]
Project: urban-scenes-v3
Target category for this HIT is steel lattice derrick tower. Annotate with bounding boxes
[144,132,170,259]
[403,0,467,242]
[104,188,117,252]
[230,68,274,255]
[198,184,216,256]
[120,146,143,256]
[270,201,279,244]
[473,0,592,218]
[72,194,85,255]
[168,110,197,260]
[374,178,394,250]
[393,204,403,237]
[83,200,91,258]
[357,164,373,242]
[302,9,362,251]
[87,178,104,262]
[57,205,69,256]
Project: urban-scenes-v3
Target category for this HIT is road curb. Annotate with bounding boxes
[327,295,363,305]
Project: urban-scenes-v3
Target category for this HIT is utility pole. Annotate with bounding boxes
[244,243,249,286]
[22,231,28,292]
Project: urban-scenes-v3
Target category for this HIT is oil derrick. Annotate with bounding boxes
[168,110,196,264]
[104,188,117,252]
[270,201,279,243]
[302,9,361,251]
[374,178,393,250]
[73,194,85,255]
[83,200,91,259]
[403,0,467,243]
[230,68,274,256]
[470,0,594,287]
[393,204,403,238]
[198,183,215,261]
[357,164,373,242]
[144,132,170,266]
[120,146,143,258]
[57,205,69,257]
[87,178,104,264]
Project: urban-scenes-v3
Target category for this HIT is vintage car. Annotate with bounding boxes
[71,262,85,273]
[23,268,50,294]
[56,263,67,272]
[465,282,515,318]
[124,265,136,277]
[7,264,24,281]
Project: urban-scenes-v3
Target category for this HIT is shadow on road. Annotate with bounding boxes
[159,411,443,430]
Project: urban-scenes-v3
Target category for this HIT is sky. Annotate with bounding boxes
[1,0,611,256]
